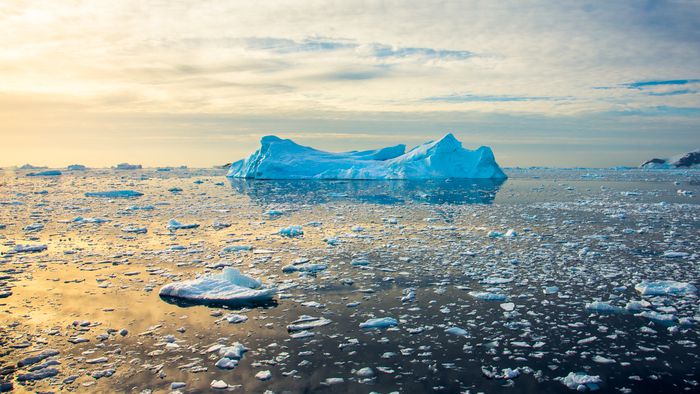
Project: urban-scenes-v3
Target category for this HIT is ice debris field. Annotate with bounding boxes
[0,166,698,393]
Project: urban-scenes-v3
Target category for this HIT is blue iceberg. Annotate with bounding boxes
[227,134,507,180]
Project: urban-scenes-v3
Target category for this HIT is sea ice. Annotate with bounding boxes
[557,372,602,391]
[227,134,507,180]
[159,268,277,305]
[167,219,200,230]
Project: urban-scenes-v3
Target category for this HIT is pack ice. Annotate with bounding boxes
[159,268,277,305]
[227,133,507,180]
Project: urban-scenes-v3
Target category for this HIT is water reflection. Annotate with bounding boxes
[228,178,505,205]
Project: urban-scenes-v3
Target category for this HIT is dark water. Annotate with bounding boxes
[0,168,699,393]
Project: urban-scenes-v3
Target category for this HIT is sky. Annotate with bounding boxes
[1,0,699,168]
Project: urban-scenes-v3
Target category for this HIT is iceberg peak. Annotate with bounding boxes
[228,134,506,180]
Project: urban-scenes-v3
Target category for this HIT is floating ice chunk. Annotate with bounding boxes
[543,286,559,295]
[505,229,517,237]
[287,316,332,332]
[557,372,602,391]
[282,263,327,274]
[356,367,374,378]
[636,311,677,323]
[585,301,626,314]
[27,170,61,177]
[167,219,199,230]
[482,277,513,285]
[85,190,143,198]
[210,380,228,389]
[122,226,147,234]
[662,251,689,258]
[222,313,248,324]
[159,268,276,305]
[487,230,504,238]
[468,291,507,301]
[264,209,283,216]
[359,317,398,329]
[445,327,469,337]
[279,225,303,237]
[66,164,86,171]
[221,245,252,253]
[500,302,515,311]
[227,134,507,180]
[592,355,616,364]
[12,244,47,253]
[22,223,44,232]
[634,281,697,296]
[255,370,272,381]
[218,342,247,359]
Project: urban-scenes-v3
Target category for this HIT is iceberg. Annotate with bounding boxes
[159,268,277,306]
[359,317,398,329]
[641,149,699,168]
[66,164,87,171]
[227,134,507,180]
[114,163,142,170]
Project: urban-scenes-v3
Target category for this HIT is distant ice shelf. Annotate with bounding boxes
[227,133,507,180]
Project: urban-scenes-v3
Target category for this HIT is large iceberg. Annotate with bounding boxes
[641,149,700,168]
[159,268,277,306]
[227,133,507,180]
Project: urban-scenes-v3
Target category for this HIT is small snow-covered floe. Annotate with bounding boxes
[543,286,559,295]
[227,133,507,180]
[278,225,303,237]
[114,163,142,170]
[159,268,277,306]
[287,316,332,332]
[85,190,143,198]
[122,226,147,234]
[11,244,47,254]
[634,280,697,296]
[26,170,62,177]
[167,219,199,230]
[557,372,602,391]
[359,317,398,329]
[468,291,507,301]
[585,301,627,314]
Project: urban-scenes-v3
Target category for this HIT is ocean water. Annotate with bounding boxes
[0,168,698,393]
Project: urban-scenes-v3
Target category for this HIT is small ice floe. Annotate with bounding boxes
[221,245,252,253]
[210,380,228,389]
[634,281,697,296]
[168,187,183,193]
[264,209,283,217]
[445,327,469,337]
[282,263,327,274]
[482,276,513,285]
[557,372,602,391]
[27,170,62,177]
[212,221,231,230]
[401,288,416,303]
[214,342,248,369]
[500,302,515,311]
[543,286,559,295]
[279,225,303,237]
[22,223,44,233]
[662,251,689,259]
[287,316,332,332]
[159,268,277,306]
[222,313,248,324]
[122,226,147,234]
[85,190,143,198]
[167,219,199,230]
[585,301,626,314]
[12,244,47,253]
[468,291,507,301]
[359,317,398,329]
[255,370,272,381]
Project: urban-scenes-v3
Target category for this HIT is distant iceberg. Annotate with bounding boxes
[641,149,700,168]
[227,133,507,180]
[114,163,142,170]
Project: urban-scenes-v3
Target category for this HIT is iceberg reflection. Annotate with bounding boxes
[228,178,505,205]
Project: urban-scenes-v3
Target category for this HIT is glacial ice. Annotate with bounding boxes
[26,170,62,177]
[159,268,277,305]
[227,134,507,180]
